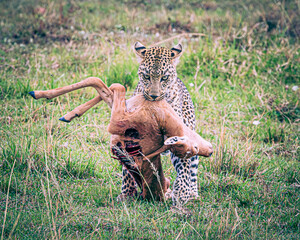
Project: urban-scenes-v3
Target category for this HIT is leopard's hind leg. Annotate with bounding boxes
[117,167,138,201]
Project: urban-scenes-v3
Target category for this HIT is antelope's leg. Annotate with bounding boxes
[29,77,113,108]
[109,83,126,114]
[144,145,171,160]
[59,95,102,122]
[107,84,127,135]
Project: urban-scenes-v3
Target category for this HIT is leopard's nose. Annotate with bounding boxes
[150,95,158,100]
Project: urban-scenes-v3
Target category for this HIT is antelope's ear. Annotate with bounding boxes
[133,42,147,62]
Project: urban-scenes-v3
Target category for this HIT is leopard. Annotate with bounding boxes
[119,41,200,206]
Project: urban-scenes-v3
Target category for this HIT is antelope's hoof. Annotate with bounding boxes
[59,117,70,123]
[29,91,36,99]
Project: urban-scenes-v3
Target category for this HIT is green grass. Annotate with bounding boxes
[1,0,299,239]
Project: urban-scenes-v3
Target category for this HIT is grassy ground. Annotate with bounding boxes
[1,0,299,239]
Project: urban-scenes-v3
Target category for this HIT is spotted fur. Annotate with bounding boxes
[119,42,199,205]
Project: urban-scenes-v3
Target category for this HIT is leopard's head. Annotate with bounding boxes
[134,41,182,101]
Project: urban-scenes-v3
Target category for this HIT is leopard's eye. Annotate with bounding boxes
[161,75,169,81]
[143,73,150,79]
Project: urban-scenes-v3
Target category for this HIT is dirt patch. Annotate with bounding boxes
[148,19,194,34]
[2,3,79,44]
[124,0,218,11]
[259,3,300,38]
[189,1,218,11]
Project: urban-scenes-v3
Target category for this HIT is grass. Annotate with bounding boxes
[0,0,299,239]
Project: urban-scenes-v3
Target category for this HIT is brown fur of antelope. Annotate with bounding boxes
[29,77,213,201]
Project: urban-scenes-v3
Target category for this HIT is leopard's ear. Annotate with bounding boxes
[170,43,182,65]
[133,41,147,62]
[170,43,182,58]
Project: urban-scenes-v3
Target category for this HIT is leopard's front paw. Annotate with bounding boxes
[116,190,138,202]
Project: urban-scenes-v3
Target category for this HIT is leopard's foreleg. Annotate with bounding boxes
[189,155,199,198]
[171,153,192,206]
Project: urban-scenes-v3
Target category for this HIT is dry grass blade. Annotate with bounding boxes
[1,158,17,240]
